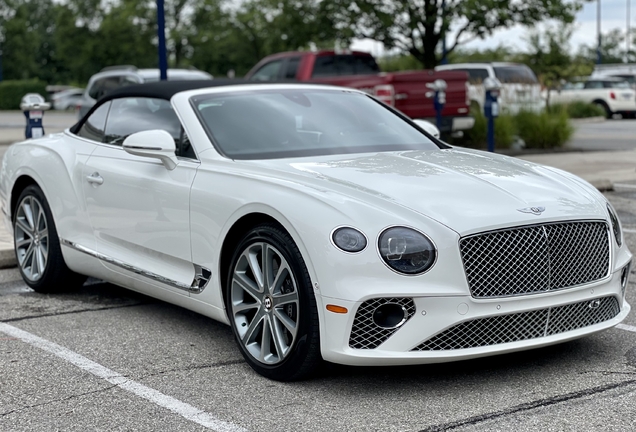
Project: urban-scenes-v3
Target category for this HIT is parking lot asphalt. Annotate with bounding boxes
[0,192,635,431]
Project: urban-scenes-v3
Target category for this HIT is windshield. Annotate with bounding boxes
[191,89,440,160]
[493,66,539,84]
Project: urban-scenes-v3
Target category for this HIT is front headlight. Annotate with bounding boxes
[378,226,436,275]
[607,203,622,247]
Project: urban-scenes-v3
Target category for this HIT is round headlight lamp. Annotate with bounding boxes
[607,203,622,247]
[378,226,436,275]
[332,227,367,253]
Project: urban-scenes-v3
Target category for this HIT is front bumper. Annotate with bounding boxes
[319,269,630,366]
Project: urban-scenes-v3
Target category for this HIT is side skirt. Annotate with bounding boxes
[60,239,211,294]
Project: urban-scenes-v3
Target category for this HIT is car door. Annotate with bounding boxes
[82,97,199,294]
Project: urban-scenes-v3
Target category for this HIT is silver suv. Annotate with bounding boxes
[78,66,213,118]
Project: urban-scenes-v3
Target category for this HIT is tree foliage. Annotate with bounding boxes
[329,0,584,68]
[0,0,337,84]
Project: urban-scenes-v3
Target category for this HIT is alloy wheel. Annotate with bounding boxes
[230,242,300,365]
[14,195,49,282]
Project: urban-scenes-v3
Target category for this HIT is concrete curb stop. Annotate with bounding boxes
[590,179,615,192]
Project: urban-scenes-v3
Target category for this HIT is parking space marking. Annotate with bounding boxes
[618,323,636,333]
[0,322,247,432]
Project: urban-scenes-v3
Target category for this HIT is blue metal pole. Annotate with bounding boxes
[157,0,168,81]
[441,0,448,65]
[597,0,602,64]
[487,116,495,153]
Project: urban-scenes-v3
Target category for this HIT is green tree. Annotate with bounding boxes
[579,28,630,64]
[329,0,584,69]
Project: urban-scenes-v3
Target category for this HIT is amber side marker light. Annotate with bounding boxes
[326,304,348,314]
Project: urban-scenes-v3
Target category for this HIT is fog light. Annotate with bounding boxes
[372,303,408,329]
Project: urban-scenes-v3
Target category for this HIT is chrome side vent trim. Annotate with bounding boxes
[61,239,211,294]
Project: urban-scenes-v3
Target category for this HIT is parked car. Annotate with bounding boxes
[51,88,84,110]
[77,65,213,118]
[550,78,636,118]
[1,81,631,381]
[592,64,636,89]
[435,62,544,114]
[245,50,474,134]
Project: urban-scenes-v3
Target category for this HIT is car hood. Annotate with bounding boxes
[252,148,607,235]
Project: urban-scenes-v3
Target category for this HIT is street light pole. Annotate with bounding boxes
[597,0,602,64]
[628,0,631,62]
[441,0,448,65]
[157,0,168,81]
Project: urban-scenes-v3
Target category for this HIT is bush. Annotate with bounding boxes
[454,108,515,149]
[0,80,48,110]
[515,109,573,149]
[548,102,606,118]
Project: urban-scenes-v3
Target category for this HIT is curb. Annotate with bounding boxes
[589,179,615,192]
[0,248,16,269]
[570,116,606,124]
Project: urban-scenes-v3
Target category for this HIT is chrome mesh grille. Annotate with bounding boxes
[349,298,416,349]
[412,296,620,351]
[460,221,609,298]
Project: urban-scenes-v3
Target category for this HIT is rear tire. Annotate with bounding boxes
[225,223,321,381]
[13,185,86,293]
[594,101,612,119]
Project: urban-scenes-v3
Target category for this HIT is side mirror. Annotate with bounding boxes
[122,130,178,170]
[413,119,441,139]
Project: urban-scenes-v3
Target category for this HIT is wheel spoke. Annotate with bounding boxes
[272,291,298,307]
[16,237,31,248]
[36,247,46,276]
[247,248,264,289]
[15,219,33,236]
[260,316,272,362]
[233,301,259,314]
[242,311,264,344]
[23,200,35,230]
[270,316,287,358]
[270,263,290,295]
[262,245,273,293]
[233,272,262,301]
[273,309,298,338]
[30,246,39,276]
[20,243,34,267]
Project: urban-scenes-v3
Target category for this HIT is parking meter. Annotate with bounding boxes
[426,79,447,130]
[483,77,502,153]
[20,93,51,139]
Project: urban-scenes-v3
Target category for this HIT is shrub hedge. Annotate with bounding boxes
[0,80,48,110]
[548,102,606,119]
[450,107,573,150]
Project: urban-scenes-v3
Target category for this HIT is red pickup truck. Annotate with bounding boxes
[244,50,474,133]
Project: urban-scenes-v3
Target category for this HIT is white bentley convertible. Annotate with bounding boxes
[0,81,631,381]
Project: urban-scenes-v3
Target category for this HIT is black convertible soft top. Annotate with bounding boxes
[69,79,262,134]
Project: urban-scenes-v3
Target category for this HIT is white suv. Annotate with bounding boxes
[435,62,544,114]
[78,66,213,118]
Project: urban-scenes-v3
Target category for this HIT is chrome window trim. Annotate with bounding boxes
[458,219,612,300]
[61,239,211,294]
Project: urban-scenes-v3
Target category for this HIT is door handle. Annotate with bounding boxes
[87,172,104,185]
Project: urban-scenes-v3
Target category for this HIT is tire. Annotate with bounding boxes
[13,185,86,293]
[594,101,612,119]
[225,223,321,381]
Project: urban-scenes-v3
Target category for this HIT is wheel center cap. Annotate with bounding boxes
[263,296,273,311]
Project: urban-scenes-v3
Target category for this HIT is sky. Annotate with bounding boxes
[350,0,633,56]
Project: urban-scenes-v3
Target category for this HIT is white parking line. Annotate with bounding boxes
[0,322,247,432]
[623,228,636,234]
[617,323,636,333]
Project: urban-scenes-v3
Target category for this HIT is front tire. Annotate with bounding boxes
[13,185,86,293]
[225,223,321,381]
